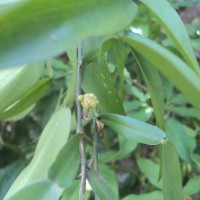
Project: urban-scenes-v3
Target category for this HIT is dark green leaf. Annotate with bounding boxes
[100,113,166,145]
[0,0,137,68]
[141,0,200,76]
[87,169,118,200]
[82,63,124,114]
[161,140,183,200]
[48,134,80,188]
[6,180,61,200]
[0,78,51,120]
[5,107,71,198]
[122,34,200,110]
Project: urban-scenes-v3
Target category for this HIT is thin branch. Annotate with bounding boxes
[76,40,87,200]
[92,116,98,171]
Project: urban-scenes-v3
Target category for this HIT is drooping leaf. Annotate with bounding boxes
[48,134,80,188]
[0,0,137,68]
[137,158,162,189]
[183,176,200,196]
[141,0,200,76]
[87,168,118,200]
[100,113,166,145]
[0,64,43,113]
[161,140,183,200]
[0,78,51,120]
[82,63,124,114]
[5,107,71,198]
[134,52,165,130]
[122,33,200,110]
[122,191,163,200]
[166,119,196,163]
[6,180,61,200]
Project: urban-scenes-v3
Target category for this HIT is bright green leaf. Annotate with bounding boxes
[6,180,61,200]
[183,176,200,196]
[48,134,80,188]
[5,107,71,198]
[0,0,137,68]
[82,63,124,114]
[87,169,118,200]
[100,113,166,145]
[141,0,200,76]
[161,140,183,200]
[122,33,200,110]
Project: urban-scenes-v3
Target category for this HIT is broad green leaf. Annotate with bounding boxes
[100,113,166,145]
[137,158,162,189]
[0,0,137,68]
[161,140,183,200]
[166,119,196,163]
[6,180,61,200]
[0,78,51,120]
[0,160,27,200]
[134,53,165,130]
[122,191,163,200]
[141,0,200,76]
[82,63,124,114]
[171,107,200,120]
[48,134,80,188]
[0,64,43,113]
[122,34,200,110]
[183,176,200,195]
[87,169,118,200]
[5,107,71,198]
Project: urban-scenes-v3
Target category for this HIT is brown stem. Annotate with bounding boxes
[76,40,87,200]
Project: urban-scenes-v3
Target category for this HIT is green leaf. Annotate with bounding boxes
[6,180,61,200]
[183,176,200,196]
[122,191,163,200]
[122,33,200,110]
[48,134,80,188]
[5,107,71,198]
[161,140,183,200]
[100,113,166,145]
[82,63,124,114]
[166,119,196,163]
[141,0,200,76]
[137,158,162,189]
[0,0,137,68]
[87,169,118,200]
[0,64,43,113]
[0,78,51,120]
[134,53,165,130]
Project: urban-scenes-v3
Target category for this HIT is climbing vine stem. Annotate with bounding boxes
[76,40,87,200]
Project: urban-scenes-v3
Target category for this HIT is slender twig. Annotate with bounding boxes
[76,40,87,200]
[92,116,98,171]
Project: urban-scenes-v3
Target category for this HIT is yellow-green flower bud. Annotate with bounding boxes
[78,95,84,102]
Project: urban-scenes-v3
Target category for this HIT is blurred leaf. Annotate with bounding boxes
[166,119,196,163]
[5,107,71,198]
[161,140,183,200]
[100,113,166,145]
[134,53,165,130]
[87,168,118,200]
[183,176,200,195]
[191,153,200,168]
[141,0,200,76]
[122,33,200,110]
[137,158,162,189]
[82,63,124,114]
[6,180,61,200]
[48,134,80,188]
[170,94,189,105]
[0,78,52,120]
[0,64,43,113]
[0,160,27,200]
[122,191,163,200]
[0,0,137,68]
[171,107,200,121]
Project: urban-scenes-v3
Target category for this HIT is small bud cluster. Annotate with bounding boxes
[78,93,99,110]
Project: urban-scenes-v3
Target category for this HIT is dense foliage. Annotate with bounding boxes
[0,0,200,200]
